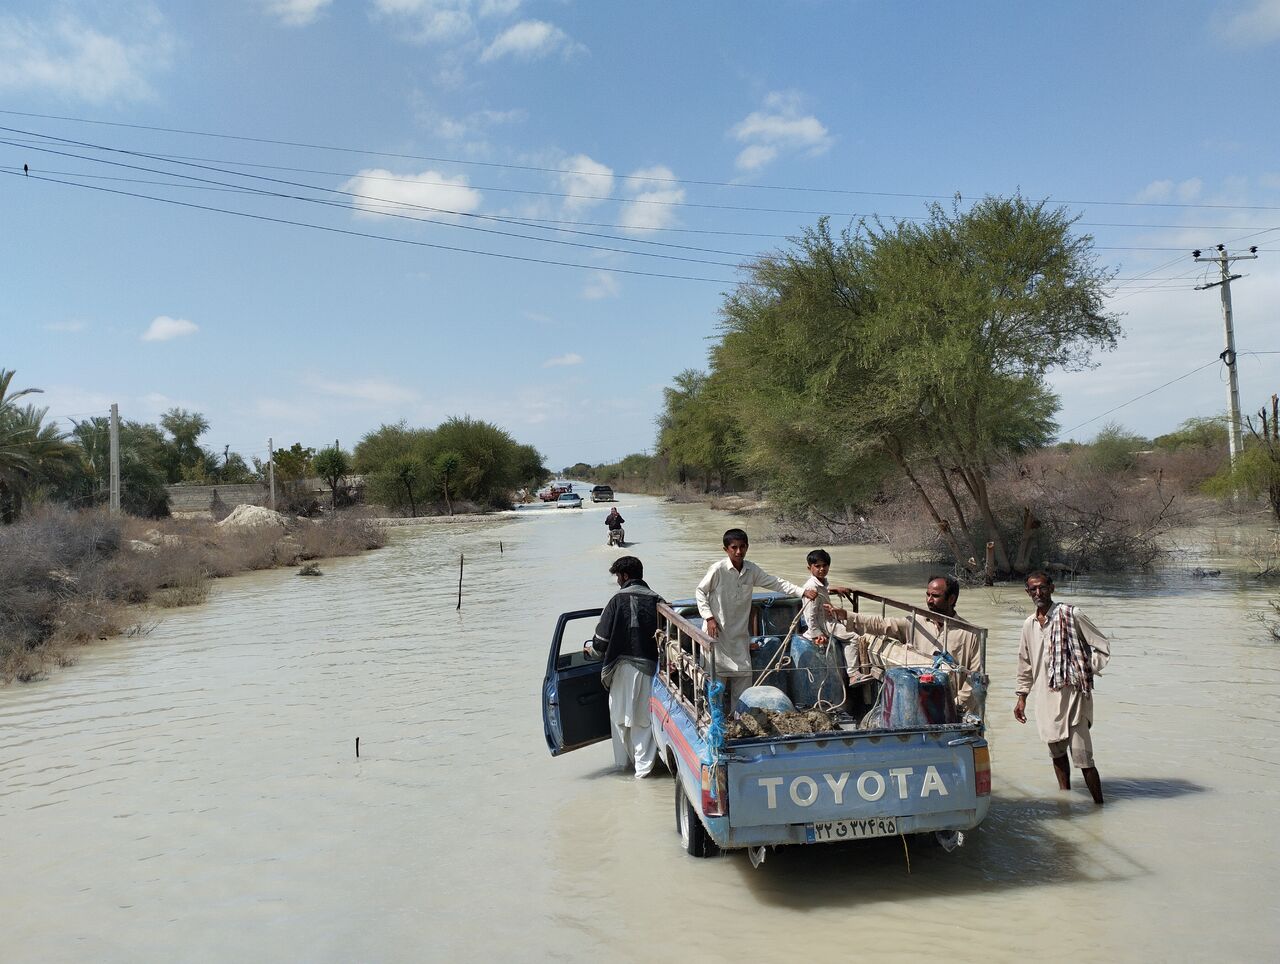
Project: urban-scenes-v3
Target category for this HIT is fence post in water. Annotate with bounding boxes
[457,552,464,610]
[984,542,996,586]
[499,541,503,554]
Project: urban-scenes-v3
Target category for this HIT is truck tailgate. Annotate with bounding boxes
[726,729,984,829]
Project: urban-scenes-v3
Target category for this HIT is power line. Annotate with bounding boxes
[6,108,1280,212]
[2,169,740,285]
[1057,358,1222,438]
[0,133,752,266]
[8,140,1280,236]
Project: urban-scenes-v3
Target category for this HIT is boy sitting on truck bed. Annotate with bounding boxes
[696,528,817,711]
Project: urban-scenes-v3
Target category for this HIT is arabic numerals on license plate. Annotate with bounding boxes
[806,817,898,842]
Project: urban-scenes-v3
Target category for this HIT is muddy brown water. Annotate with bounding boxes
[2,496,1278,962]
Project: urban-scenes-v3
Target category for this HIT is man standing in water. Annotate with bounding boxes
[1014,571,1112,805]
[587,556,663,778]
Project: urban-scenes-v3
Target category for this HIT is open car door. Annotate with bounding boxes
[542,608,610,756]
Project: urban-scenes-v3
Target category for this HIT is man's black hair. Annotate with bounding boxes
[1025,569,1053,587]
[807,548,831,566]
[723,528,749,547]
[609,556,643,580]
[929,574,960,600]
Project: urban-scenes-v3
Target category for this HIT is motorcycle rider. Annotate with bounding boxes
[605,507,625,546]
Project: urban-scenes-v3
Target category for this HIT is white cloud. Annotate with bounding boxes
[543,353,583,368]
[480,19,581,62]
[618,165,685,234]
[141,316,198,342]
[559,154,614,213]
[1134,177,1204,203]
[43,319,87,333]
[373,0,475,43]
[340,168,483,218]
[415,103,525,143]
[582,270,620,300]
[305,376,421,406]
[730,91,832,172]
[1219,0,1280,45]
[0,10,173,103]
[262,0,332,26]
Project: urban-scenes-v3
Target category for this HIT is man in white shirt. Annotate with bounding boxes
[1014,571,1111,805]
[695,528,817,710]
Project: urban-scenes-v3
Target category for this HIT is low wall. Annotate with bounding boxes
[165,480,326,513]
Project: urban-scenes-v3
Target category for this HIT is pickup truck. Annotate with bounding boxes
[542,591,991,863]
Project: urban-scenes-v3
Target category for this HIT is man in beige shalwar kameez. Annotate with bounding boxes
[1014,571,1111,804]
[826,576,984,716]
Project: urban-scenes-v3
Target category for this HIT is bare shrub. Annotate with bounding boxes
[152,584,210,608]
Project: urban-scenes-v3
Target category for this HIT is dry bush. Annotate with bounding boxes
[290,516,387,558]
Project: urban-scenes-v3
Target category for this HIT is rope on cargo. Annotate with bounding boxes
[754,607,847,713]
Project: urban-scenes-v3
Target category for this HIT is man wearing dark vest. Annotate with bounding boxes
[586,556,663,778]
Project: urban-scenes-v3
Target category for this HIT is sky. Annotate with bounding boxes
[3,0,1280,471]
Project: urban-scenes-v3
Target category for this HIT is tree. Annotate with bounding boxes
[61,416,171,517]
[314,446,351,509]
[385,455,423,517]
[159,408,210,482]
[0,370,77,523]
[657,369,742,492]
[715,196,1120,573]
[434,450,461,515]
[1206,392,1280,520]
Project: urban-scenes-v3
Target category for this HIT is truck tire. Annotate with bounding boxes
[675,781,720,858]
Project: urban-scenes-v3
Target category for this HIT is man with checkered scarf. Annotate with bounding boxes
[1014,571,1112,804]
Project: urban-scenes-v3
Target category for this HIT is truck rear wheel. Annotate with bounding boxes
[675,781,720,858]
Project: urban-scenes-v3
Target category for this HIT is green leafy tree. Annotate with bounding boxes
[61,416,171,517]
[159,408,210,483]
[715,196,1119,573]
[1205,393,1280,519]
[434,450,461,515]
[380,454,424,516]
[314,446,352,508]
[272,442,314,481]
[1153,416,1228,452]
[0,369,77,523]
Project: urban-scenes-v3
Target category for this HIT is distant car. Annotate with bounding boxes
[590,485,615,503]
[556,492,584,509]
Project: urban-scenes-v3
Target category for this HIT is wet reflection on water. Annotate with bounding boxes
[2,496,1277,962]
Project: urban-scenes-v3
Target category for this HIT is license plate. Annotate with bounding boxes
[806,817,898,843]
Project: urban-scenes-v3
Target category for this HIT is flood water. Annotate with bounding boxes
[2,495,1278,962]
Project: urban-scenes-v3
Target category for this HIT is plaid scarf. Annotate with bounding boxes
[1046,604,1093,695]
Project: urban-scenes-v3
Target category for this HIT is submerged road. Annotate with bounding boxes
[2,495,1277,961]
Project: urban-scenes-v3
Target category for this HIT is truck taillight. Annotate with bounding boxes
[973,745,991,796]
[701,765,727,817]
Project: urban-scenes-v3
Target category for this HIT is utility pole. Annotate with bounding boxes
[268,437,276,511]
[1194,244,1259,467]
[108,403,121,514]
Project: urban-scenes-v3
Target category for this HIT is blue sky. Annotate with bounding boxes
[3,0,1279,470]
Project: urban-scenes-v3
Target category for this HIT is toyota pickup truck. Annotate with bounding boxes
[542,590,991,863]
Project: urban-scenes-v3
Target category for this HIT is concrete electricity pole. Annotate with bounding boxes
[108,403,121,514]
[268,437,276,511]
[1194,244,1259,467]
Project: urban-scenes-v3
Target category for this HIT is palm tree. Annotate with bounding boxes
[0,369,76,522]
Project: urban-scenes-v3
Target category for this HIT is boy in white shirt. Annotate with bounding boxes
[695,528,817,709]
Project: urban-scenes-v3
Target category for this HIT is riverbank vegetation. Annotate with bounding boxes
[579,196,1275,577]
[0,367,550,522]
[354,417,548,516]
[0,506,386,683]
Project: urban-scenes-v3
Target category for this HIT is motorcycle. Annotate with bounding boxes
[607,526,626,547]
